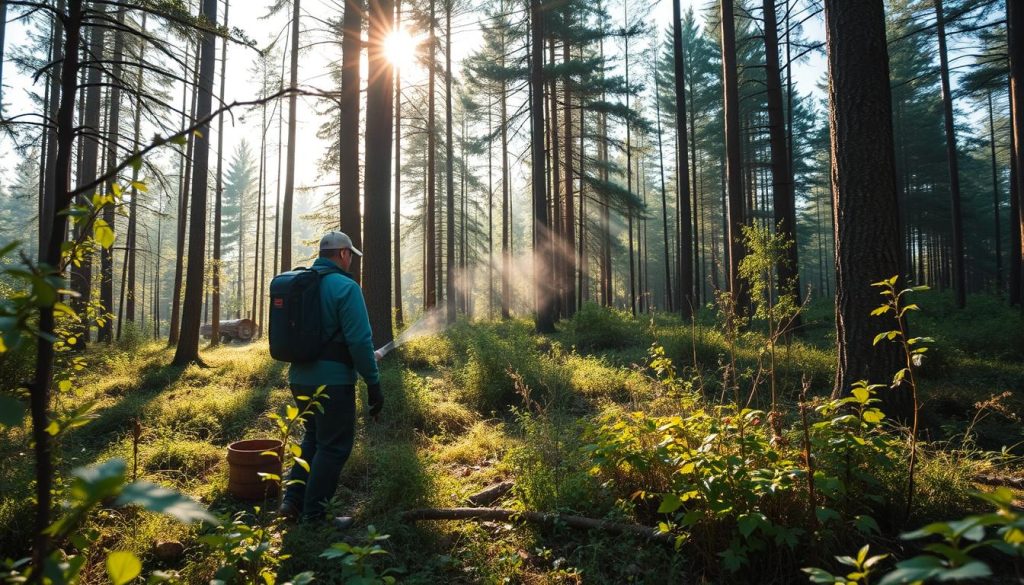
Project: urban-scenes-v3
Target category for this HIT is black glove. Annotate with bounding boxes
[367,383,383,419]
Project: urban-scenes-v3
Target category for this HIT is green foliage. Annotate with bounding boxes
[320,525,397,584]
[564,302,643,351]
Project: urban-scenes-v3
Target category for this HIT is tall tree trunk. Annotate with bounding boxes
[70,4,106,347]
[989,90,1003,292]
[172,0,218,366]
[655,68,673,312]
[625,0,635,316]
[934,0,966,308]
[40,0,65,256]
[530,0,555,332]
[169,46,200,346]
[154,200,162,338]
[0,0,7,105]
[124,14,147,327]
[445,0,456,323]
[1010,128,1021,305]
[720,0,746,311]
[32,2,82,573]
[501,39,511,319]
[563,25,576,318]
[280,0,300,273]
[673,0,694,317]
[762,0,802,328]
[98,8,125,344]
[365,0,395,345]
[211,0,230,344]
[341,0,363,280]
[1009,0,1024,307]
[394,0,404,328]
[824,0,909,420]
[426,0,437,310]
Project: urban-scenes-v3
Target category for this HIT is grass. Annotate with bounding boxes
[1,291,1021,583]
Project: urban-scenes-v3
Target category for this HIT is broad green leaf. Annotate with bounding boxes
[657,493,683,514]
[870,305,890,316]
[129,156,142,172]
[111,183,123,197]
[801,567,839,584]
[169,134,187,146]
[131,181,148,193]
[872,332,888,346]
[115,481,220,525]
[106,551,141,585]
[293,457,310,472]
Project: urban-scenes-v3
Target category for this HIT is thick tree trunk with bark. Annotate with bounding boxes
[824,0,909,419]
[445,1,456,324]
[530,0,555,333]
[720,0,747,311]
[172,0,218,366]
[31,3,82,573]
[341,0,362,280]
[426,0,437,310]
[394,0,404,328]
[365,0,395,346]
[70,5,106,347]
[673,0,693,317]
[1009,0,1024,306]
[762,0,802,328]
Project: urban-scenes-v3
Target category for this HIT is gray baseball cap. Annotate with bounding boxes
[319,231,363,256]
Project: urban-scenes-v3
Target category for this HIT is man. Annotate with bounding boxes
[280,231,383,527]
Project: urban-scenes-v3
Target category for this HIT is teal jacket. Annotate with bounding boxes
[288,258,380,387]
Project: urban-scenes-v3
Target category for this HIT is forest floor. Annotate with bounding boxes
[1,292,1023,584]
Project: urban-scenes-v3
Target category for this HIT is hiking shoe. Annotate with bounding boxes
[279,500,301,522]
[331,516,355,530]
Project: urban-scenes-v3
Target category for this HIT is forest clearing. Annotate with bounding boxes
[2,0,1024,582]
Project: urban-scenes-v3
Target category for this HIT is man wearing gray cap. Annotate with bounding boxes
[280,230,383,528]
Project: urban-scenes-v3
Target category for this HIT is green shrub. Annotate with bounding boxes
[564,302,643,351]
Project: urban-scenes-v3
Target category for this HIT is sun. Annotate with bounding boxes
[384,28,419,70]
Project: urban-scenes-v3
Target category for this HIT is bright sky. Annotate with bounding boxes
[0,0,827,209]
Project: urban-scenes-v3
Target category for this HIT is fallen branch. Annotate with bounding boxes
[466,481,514,507]
[973,474,1024,490]
[401,507,674,544]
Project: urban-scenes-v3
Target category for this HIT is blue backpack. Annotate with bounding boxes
[268,265,351,364]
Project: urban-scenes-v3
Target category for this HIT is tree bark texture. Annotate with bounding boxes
[340,0,363,281]
[365,0,395,346]
[172,0,218,366]
[823,0,909,419]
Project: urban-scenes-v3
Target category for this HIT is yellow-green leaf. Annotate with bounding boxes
[131,181,148,193]
[58,380,72,393]
[851,387,870,404]
[872,332,888,346]
[94,219,115,249]
[106,551,141,585]
[293,457,310,473]
[863,410,884,424]
[111,183,123,197]
[289,444,301,458]
[45,420,60,436]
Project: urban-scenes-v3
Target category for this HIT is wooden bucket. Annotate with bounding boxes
[226,439,283,501]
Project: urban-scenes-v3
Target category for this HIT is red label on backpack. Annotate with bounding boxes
[273,298,284,309]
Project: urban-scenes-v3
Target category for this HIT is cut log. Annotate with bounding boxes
[974,474,1024,490]
[401,507,673,544]
[467,481,513,506]
[200,318,256,342]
